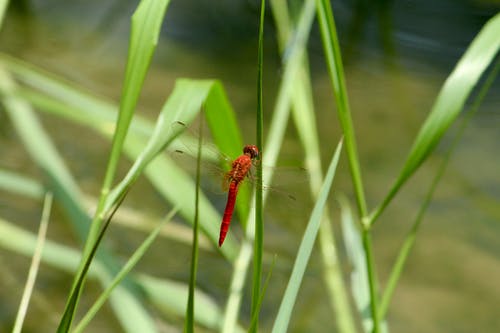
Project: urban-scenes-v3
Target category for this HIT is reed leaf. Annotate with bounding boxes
[370,12,500,225]
[272,139,342,332]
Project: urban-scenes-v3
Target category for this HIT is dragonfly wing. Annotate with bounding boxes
[222,172,231,192]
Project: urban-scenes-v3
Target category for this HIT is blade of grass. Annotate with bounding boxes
[89,0,170,247]
[63,187,137,333]
[73,208,178,333]
[338,196,388,333]
[90,0,171,237]
[361,226,379,333]
[184,118,203,333]
[250,1,266,331]
[369,12,500,226]
[12,193,53,333]
[59,0,170,330]
[271,1,357,331]
[315,1,378,331]
[378,56,500,321]
[315,0,367,217]
[221,237,253,333]
[264,0,316,186]
[338,195,371,332]
[271,139,343,333]
[248,255,277,333]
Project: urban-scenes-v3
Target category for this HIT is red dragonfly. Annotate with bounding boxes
[219,144,259,247]
[172,121,302,247]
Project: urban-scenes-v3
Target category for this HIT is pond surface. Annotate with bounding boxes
[0,1,499,332]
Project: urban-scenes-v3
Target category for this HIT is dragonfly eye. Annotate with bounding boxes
[243,145,259,159]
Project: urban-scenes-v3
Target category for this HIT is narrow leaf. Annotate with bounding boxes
[371,13,500,225]
[272,139,343,333]
[73,208,178,333]
[12,193,53,333]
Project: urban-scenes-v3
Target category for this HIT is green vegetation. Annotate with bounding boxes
[0,0,498,332]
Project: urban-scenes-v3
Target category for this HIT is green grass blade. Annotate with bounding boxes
[314,3,381,324]
[265,0,316,183]
[56,1,170,330]
[315,0,367,217]
[73,208,178,333]
[221,241,252,333]
[96,0,170,221]
[338,196,370,331]
[184,120,203,333]
[204,82,245,158]
[62,190,148,333]
[250,1,266,331]
[12,193,52,333]
[248,255,276,333]
[86,0,170,251]
[272,139,343,333]
[370,12,500,225]
[339,196,389,333]
[378,57,500,321]
[271,1,357,331]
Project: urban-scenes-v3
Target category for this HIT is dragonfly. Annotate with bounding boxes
[171,121,303,247]
[219,144,259,246]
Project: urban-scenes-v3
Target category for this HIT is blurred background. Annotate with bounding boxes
[0,0,499,332]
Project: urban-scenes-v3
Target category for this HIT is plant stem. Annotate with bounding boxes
[184,117,203,333]
[251,0,266,330]
[362,225,379,333]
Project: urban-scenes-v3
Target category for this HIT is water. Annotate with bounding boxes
[1,1,499,332]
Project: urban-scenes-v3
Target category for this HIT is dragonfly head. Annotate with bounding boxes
[243,145,259,160]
